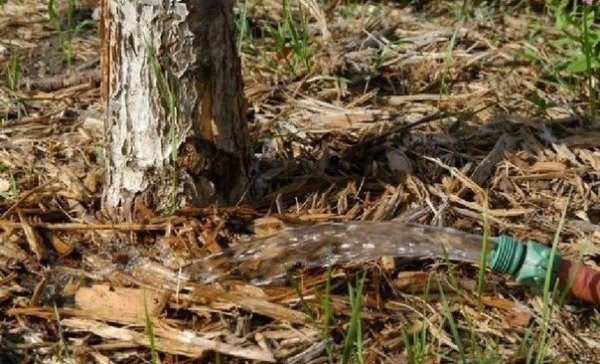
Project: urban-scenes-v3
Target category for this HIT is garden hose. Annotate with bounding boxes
[489,235,600,306]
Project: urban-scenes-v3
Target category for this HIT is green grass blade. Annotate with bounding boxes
[144,292,161,364]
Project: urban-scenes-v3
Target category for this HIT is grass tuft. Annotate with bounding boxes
[144,292,161,364]
[5,52,20,91]
[264,0,312,74]
[438,282,466,363]
[534,193,570,364]
[402,275,432,364]
[476,191,491,307]
[342,273,366,364]
[547,0,600,121]
[53,302,71,362]
[47,0,96,65]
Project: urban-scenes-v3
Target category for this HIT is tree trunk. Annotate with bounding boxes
[100,0,249,219]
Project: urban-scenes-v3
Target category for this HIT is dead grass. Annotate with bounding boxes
[1,0,600,362]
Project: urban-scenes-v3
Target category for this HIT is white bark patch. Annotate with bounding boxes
[104,0,200,216]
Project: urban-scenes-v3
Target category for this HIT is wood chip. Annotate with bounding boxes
[75,284,169,323]
[17,210,45,261]
[62,318,276,362]
[192,284,308,324]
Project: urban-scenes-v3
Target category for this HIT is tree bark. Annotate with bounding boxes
[100,0,249,219]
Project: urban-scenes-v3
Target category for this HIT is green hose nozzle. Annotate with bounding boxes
[489,235,562,291]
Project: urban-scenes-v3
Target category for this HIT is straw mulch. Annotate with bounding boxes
[1,1,599,362]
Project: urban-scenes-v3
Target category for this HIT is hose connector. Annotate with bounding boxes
[489,235,525,276]
[489,235,562,291]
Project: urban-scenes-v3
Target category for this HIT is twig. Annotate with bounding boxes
[0,219,186,231]
[1,179,57,219]
[342,111,448,160]
[24,69,101,92]
[285,339,329,364]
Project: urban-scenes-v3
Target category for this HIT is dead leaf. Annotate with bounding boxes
[504,310,532,327]
[45,231,74,256]
[386,147,413,175]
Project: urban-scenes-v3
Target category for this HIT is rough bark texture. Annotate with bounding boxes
[101,0,248,219]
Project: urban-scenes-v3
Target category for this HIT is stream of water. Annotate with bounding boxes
[222,222,493,285]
